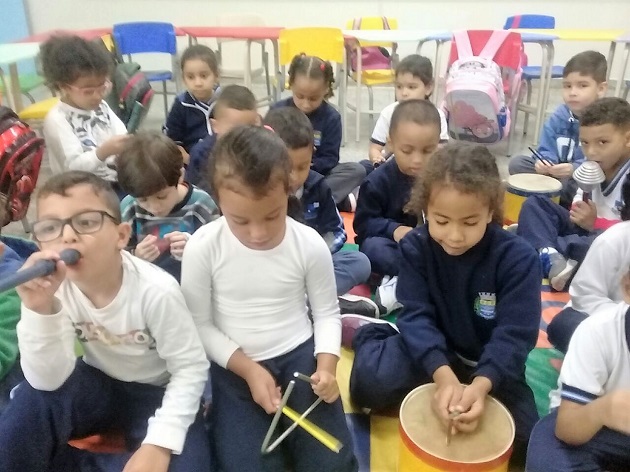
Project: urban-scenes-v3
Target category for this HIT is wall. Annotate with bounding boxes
[25,0,630,77]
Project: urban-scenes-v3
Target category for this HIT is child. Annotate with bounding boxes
[271,54,365,207]
[118,131,219,282]
[41,35,130,199]
[366,54,449,173]
[508,51,608,208]
[0,171,211,472]
[163,45,220,157]
[186,84,260,189]
[354,99,441,314]
[181,126,357,471]
[517,97,630,291]
[345,143,541,459]
[545,178,630,353]
[526,269,630,472]
[263,107,374,314]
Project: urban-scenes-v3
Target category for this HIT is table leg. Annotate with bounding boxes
[245,39,253,89]
[533,41,554,145]
[606,41,616,84]
[355,42,362,143]
[0,68,15,110]
[8,62,23,112]
[272,39,280,102]
[339,49,347,146]
[614,43,630,97]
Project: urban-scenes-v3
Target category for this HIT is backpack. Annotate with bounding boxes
[0,107,44,227]
[349,17,394,71]
[443,30,514,144]
[105,62,154,133]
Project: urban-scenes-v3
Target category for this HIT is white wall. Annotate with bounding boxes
[25,0,630,77]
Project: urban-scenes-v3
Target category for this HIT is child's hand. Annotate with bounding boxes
[393,225,413,243]
[547,163,574,179]
[311,370,340,403]
[604,390,630,434]
[96,134,132,160]
[123,444,171,472]
[245,363,281,414]
[135,235,160,262]
[177,145,190,166]
[164,231,190,260]
[534,159,552,175]
[15,250,66,314]
[432,366,465,427]
[570,200,597,231]
[450,377,491,434]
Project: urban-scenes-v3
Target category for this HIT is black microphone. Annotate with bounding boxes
[0,248,81,293]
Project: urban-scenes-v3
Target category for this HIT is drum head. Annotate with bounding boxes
[399,384,515,464]
[507,174,562,193]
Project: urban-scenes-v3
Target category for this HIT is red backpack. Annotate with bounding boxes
[0,106,45,227]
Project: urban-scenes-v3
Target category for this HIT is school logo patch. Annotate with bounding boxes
[474,292,496,320]
[313,130,322,147]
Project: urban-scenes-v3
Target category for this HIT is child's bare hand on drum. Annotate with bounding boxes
[452,377,492,433]
[432,366,464,425]
[547,163,573,179]
[570,200,597,231]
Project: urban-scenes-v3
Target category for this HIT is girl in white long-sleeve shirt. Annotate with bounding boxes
[40,35,130,199]
[181,125,357,472]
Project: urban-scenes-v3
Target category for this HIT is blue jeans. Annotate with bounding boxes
[0,360,212,472]
[211,338,358,472]
[333,250,371,295]
[527,410,630,472]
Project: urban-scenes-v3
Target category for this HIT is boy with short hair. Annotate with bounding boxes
[186,84,260,188]
[366,54,448,171]
[517,97,630,291]
[509,51,608,207]
[0,171,211,472]
[526,268,630,472]
[118,131,219,282]
[263,107,375,315]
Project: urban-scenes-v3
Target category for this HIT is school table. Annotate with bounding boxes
[342,29,444,142]
[180,26,284,103]
[417,31,558,145]
[612,34,630,97]
[0,42,42,111]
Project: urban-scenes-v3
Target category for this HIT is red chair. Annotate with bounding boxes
[445,30,524,146]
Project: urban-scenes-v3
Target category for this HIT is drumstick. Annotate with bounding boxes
[445,410,461,447]
[528,147,553,167]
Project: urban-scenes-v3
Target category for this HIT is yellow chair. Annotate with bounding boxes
[345,17,398,142]
[277,27,346,142]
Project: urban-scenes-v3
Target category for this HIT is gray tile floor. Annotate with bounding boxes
[2,77,563,239]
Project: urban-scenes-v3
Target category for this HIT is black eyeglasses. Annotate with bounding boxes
[31,210,120,242]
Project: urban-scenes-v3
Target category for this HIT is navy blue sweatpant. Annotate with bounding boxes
[211,338,358,472]
[349,324,538,448]
[0,360,212,472]
[527,410,630,472]
[359,236,400,276]
[516,194,599,262]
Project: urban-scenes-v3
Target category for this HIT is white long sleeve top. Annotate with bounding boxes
[43,100,127,181]
[181,216,341,368]
[16,252,209,454]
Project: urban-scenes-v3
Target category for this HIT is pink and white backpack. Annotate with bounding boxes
[443,30,517,144]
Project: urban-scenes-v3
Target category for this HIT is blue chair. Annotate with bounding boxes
[504,15,564,136]
[113,22,178,115]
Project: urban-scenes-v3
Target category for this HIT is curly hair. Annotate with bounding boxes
[288,54,335,99]
[406,143,504,224]
[40,35,112,90]
[580,97,630,129]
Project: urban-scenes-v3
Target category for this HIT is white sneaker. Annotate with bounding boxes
[375,275,403,315]
[550,258,578,291]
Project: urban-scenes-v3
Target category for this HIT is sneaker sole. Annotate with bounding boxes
[550,259,578,291]
[340,314,399,331]
[339,294,380,318]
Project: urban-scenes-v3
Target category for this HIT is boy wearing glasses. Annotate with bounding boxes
[41,35,131,200]
[0,171,212,472]
[117,132,219,282]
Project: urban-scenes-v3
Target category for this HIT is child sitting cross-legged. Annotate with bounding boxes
[118,131,219,282]
[0,171,211,472]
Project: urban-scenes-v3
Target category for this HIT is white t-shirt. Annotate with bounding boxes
[550,302,630,409]
[567,220,630,315]
[181,216,341,368]
[572,159,630,221]
[370,101,449,145]
[43,100,127,181]
[17,252,209,454]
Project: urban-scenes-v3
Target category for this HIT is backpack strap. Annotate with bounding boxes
[479,30,511,61]
[453,30,474,60]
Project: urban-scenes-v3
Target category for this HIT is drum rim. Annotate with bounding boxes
[399,384,515,468]
[506,173,563,193]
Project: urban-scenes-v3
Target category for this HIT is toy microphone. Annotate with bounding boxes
[0,248,81,293]
[573,161,605,202]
